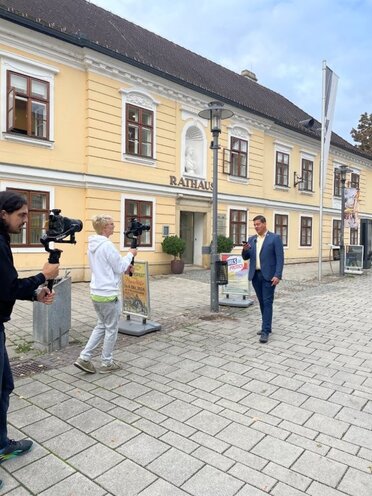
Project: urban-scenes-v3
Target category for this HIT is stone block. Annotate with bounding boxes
[33,277,71,352]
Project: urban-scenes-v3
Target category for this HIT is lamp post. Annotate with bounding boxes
[339,165,351,276]
[198,101,233,312]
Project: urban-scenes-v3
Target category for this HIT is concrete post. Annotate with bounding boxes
[33,277,71,352]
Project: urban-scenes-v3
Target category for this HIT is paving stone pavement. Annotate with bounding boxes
[1,262,371,495]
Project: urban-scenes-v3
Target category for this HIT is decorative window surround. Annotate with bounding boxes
[332,218,342,246]
[120,88,159,166]
[2,133,54,147]
[1,51,57,147]
[274,185,290,191]
[299,154,314,193]
[227,206,248,245]
[120,193,155,250]
[274,142,292,188]
[0,180,54,253]
[333,165,342,198]
[229,176,249,184]
[273,211,289,248]
[273,140,293,150]
[227,125,250,180]
[299,215,313,248]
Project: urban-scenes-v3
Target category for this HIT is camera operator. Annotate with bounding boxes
[74,214,137,374]
[0,191,59,475]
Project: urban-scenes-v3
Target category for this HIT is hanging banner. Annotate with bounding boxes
[344,187,360,229]
[122,261,150,318]
[220,253,249,296]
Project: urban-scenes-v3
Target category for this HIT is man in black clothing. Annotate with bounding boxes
[0,191,59,486]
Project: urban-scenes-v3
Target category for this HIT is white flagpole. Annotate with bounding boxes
[318,60,326,282]
[318,61,339,281]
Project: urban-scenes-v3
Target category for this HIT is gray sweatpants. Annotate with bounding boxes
[80,299,121,365]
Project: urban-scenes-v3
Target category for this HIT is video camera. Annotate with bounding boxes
[40,209,83,288]
[45,209,83,241]
[124,217,150,249]
[124,217,151,276]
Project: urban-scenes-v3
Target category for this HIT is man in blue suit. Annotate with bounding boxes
[242,215,284,343]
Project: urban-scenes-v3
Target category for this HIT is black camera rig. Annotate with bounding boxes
[124,217,151,275]
[124,217,151,249]
[40,209,83,289]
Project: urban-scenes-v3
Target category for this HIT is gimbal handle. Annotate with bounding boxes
[128,237,138,277]
[47,249,63,290]
[40,228,77,290]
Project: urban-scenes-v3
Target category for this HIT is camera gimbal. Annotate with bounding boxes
[124,217,151,275]
[40,209,83,289]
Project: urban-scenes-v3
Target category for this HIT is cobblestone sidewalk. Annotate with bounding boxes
[0,262,371,495]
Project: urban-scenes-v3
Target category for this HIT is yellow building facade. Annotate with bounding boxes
[1,7,372,280]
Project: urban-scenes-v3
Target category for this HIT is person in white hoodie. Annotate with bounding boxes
[74,214,137,374]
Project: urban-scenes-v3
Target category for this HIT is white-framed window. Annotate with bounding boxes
[0,181,54,253]
[332,218,341,246]
[274,142,292,188]
[349,172,360,189]
[299,151,316,192]
[227,126,250,180]
[120,88,159,166]
[300,215,313,247]
[333,162,355,197]
[333,167,342,197]
[120,193,155,250]
[1,51,57,147]
[228,207,248,245]
[274,212,289,247]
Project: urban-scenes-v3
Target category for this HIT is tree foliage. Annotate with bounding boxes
[350,112,372,152]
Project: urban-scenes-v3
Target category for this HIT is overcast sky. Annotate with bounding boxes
[90,0,371,143]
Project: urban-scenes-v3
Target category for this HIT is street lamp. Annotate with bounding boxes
[339,165,352,276]
[198,101,233,312]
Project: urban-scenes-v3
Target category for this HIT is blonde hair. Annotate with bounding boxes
[92,214,113,234]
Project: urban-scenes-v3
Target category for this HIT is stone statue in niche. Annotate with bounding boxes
[184,145,198,175]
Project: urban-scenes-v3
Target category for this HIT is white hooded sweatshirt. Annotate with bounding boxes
[88,235,133,297]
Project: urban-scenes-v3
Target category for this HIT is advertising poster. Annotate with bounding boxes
[344,187,360,229]
[220,253,249,295]
[345,245,363,274]
[122,261,150,318]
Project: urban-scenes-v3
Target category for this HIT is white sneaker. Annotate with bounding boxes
[99,361,121,374]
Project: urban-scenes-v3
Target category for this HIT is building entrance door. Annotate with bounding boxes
[180,212,194,264]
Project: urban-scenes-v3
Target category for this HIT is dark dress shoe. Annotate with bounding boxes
[257,330,272,335]
[259,333,269,343]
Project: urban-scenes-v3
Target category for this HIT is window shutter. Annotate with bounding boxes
[7,87,15,131]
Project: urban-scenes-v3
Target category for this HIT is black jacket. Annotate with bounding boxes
[0,232,45,323]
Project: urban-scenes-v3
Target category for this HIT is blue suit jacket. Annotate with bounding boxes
[241,231,284,281]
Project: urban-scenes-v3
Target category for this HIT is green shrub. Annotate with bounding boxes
[216,235,234,253]
[161,235,186,259]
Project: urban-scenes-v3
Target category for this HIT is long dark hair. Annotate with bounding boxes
[0,191,27,232]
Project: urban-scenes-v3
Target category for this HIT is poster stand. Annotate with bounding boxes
[119,315,161,336]
[118,261,161,336]
[344,245,364,275]
[219,254,254,308]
